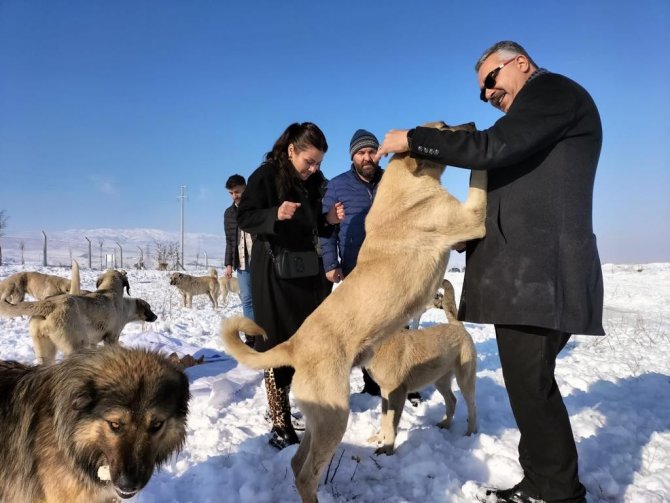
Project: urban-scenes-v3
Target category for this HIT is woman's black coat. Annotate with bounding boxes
[237,161,333,385]
[409,72,604,335]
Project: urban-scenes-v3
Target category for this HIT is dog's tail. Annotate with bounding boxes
[70,259,81,295]
[0,298,56,318]
[209,267,218,278]
[441,279,460,324]
[220,316,294,369]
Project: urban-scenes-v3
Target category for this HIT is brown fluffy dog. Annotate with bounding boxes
[364,278,477,455]
[0,345,190,503]
[169,268,220,308]
[0,260,81,302]
[0,270,156,364]
[221,122,487,503]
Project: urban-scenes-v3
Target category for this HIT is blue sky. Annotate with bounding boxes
[1,0,668,264]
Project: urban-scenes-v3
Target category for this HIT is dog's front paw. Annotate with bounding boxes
[374,444,395,456]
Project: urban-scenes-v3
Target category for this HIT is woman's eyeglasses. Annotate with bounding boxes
[480,58,516,102]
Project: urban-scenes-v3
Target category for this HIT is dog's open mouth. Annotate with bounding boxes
[115,487,139,499]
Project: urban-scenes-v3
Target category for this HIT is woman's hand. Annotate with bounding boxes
[277,201,301,221]
[326,201,345,225]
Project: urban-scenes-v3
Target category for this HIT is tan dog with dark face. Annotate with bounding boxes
[221,122,487,503]
[169,268,220,308]
[0,270,157,364]
[0,345,190,503]
[364,278,477,455]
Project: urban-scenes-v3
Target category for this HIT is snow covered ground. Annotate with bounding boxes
[0,262,668,502]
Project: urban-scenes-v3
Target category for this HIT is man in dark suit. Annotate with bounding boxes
[375,41,603,503]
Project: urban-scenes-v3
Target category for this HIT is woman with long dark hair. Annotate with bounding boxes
[237,122,344,449]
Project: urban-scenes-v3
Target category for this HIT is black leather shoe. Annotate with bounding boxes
[486,479,543,502]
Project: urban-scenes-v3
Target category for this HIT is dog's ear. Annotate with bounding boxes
[71,381,96,411]
[421,121,476,133]
[422,120,449,130]
[122,275,131,295]
[446,121,476,133]
[96,276,102,288]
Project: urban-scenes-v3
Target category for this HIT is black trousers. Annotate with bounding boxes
[495,325,586,502]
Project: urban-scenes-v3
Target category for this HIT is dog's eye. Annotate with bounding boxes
[148,420,165,434]
[108,421,122,432]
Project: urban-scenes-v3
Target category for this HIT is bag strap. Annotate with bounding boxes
[294,185,322,257]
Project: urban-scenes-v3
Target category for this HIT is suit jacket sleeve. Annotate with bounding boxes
[408,74,578,170]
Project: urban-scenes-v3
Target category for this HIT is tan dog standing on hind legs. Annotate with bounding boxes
[222,121,486,503]
[363,278,477,455]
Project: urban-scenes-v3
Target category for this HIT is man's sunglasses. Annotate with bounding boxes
[479,57,516,102]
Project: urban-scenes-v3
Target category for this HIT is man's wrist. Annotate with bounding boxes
[407,128,416,152]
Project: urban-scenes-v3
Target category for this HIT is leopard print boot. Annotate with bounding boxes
[264,369,299,450]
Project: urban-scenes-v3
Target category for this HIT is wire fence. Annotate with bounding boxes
[0,233,226,272]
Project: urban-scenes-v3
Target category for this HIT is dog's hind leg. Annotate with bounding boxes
[208,292,218,309]
[291,426,311,480]
[294,406,349,503]
[434,372,457,430]
[374,387,407,455]
[454,360,478,435]
[30,323,57,365]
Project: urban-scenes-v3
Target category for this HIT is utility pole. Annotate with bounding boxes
[178,185,187,270]
[42,231,47,266]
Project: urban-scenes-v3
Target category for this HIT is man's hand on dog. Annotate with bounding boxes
[375,129,410,163]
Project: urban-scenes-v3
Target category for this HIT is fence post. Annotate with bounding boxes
[85,237,92,269]
[115,241,123,268]
[42,231,47,266]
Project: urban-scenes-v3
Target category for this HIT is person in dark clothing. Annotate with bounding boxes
[223,174,254,324]
[237,122,344,450]
[376,41,603,503]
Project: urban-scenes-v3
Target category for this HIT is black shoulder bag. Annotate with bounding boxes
[266,188,321,279]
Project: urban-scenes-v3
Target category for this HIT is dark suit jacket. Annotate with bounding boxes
[408,72,604,335]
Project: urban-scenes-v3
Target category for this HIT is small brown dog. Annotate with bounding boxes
[169,268,220,308]
[363,278,477,455]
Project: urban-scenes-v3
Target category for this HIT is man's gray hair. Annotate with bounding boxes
[475,41,538,71]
